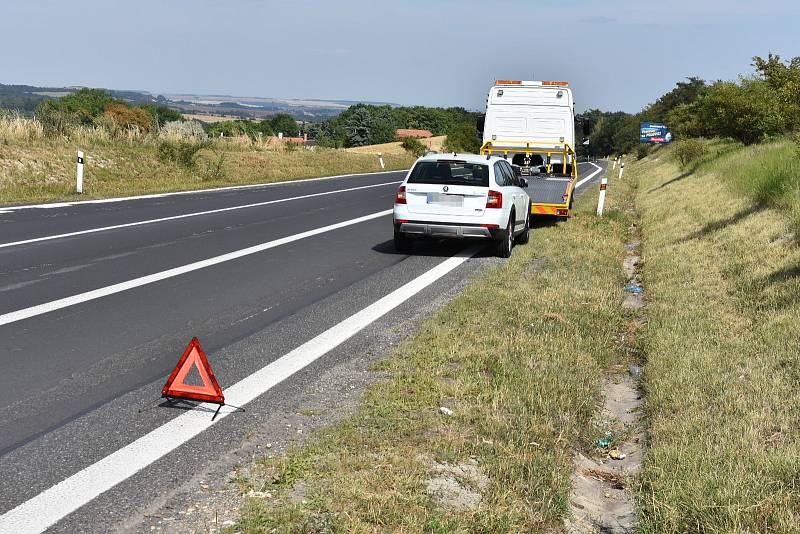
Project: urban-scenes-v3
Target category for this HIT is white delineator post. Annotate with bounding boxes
[597,177,608,216]
[76,151,85,194]
[612,156,617,170]
[618,162,625,180]
[378,152,385,169]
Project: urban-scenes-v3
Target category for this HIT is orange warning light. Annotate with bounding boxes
[162,338,224,404]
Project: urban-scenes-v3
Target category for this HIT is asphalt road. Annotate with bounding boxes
[0,161,605,532]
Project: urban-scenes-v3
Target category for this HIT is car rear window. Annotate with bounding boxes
[407,161,489,187]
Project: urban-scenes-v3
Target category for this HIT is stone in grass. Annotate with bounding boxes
[439,406,454,417]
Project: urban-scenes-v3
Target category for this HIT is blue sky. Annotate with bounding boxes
[2,0,798,112]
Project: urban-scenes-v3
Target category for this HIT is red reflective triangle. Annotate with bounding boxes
[162,338,224,404]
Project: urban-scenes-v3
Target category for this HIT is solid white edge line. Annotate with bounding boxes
[0,169,409,212]
[0,209,392,327]
[575,162,604,189]
[0,245,480,534]
[0,181,401,249]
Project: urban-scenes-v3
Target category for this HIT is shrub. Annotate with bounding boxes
[103,103,153,134]
[36,102,81,137]
[284,140,299,152]
[160,120,208,142]
[793,130,800,158]
[400,136,427,157]
[443,122,481,153]
[673,138,707,169]
[201,150,227,181]
[636,144,650,160]
[157,140,209,169]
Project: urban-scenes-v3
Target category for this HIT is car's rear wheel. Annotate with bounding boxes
[496,213,514,258]
[394,227,412,254]
[516,206,530,244]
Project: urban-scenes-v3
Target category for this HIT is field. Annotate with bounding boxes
[346,135,447,155]
[0,115,415,205]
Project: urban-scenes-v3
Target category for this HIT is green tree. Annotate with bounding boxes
[270,113,299,137]
[443,122,480,153]
[345,106,372,147]
[140,104,183,127]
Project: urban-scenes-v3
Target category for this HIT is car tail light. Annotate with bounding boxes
[480,224,499,229]
[395,185,407,204]
[556,209,569,216]
[486,190,502,209]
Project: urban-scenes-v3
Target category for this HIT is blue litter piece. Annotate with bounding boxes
[595,437,612,448]
[624,284,644,294]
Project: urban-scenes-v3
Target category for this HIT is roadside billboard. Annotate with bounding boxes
[640,122,672,144]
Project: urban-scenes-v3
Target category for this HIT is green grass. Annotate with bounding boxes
[631,145,800,532]
[0,134,414,205]
[232,173,634,532]
[687,138,800,236]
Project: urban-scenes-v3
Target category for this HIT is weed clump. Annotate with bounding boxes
[400,136,426,157]
[157,140,208,169]
[673,138,707,169]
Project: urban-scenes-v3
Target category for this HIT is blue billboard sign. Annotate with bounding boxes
[640,122,672,144]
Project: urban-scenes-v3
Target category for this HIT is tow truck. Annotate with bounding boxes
[477,80,577,218]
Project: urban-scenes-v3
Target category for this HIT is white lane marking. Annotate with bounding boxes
[0,169,409,212]
[0,210,392,327]
[575,162,604,189]
[0,181,401,249]
[0,245,480,534]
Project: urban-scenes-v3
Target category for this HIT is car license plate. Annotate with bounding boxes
[427,193,463,207]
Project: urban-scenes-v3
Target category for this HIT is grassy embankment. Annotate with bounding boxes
[0,115,414,205]
[232,171,635,532]
[630,140,800,532]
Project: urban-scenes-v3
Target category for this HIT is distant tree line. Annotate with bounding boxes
[306,103,481,151]
[205,113,300,139]
[577,54,800,156]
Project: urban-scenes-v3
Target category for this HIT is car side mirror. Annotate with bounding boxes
[519,178,528,188]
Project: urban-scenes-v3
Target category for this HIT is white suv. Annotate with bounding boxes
[393,153,531,257]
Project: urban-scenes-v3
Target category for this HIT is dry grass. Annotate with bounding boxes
[631,147,800,532]
[233,174,635,532]
[0,114,415,205]
[346,136,447,155]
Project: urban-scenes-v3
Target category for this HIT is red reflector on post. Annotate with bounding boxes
[600,183,607,190]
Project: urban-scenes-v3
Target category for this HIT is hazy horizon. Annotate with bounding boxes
[2,0,798,113]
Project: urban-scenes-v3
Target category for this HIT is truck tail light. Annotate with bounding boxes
[486,190,503,209]
[395,185,407,204]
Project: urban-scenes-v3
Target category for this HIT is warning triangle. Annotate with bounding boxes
[162,338,224,404]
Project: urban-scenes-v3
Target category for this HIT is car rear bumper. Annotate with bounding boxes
[397,221,501,239]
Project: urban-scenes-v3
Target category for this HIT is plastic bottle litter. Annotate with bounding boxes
[624,284,644,294]
[629,364,643,378]
[595,437,612,448]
